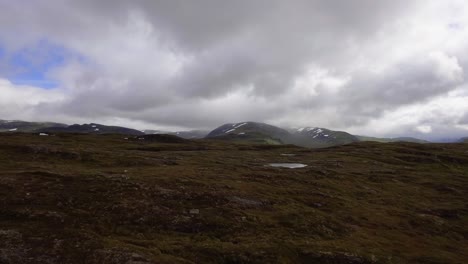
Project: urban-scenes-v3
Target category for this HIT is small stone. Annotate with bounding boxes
[189,209,199,215]
[312,202,323,208]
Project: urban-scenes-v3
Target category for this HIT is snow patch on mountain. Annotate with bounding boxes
[223,122,249,134]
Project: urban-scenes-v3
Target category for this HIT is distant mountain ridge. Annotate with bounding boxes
[208,122,288,138]
[291,127,359,147]
[37,123,145,135]
[205,122,289,145]
[205,122,358,148]
[1,118,449,147]
[0,120,67,132]
[356,135,429,144]
[205,122,440,148]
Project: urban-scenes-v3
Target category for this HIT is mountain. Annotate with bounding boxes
[1,119,207,138]
[291,127,359,148]
[458,137,468,143]
[1,119,143,135]
[207,122,290,139]
[357,135,429,143]
[0,118,442,146]
[206,122,289,145]
[206,122,434,148]
[0,119,67,132]
[37,123,145,135]
[206,122,358,147]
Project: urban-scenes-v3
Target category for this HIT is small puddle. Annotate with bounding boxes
[268,163,307,169]
[280,154,296,157]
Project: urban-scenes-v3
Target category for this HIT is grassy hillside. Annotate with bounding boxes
[0,120,67,132]
[207,122,359,148]
[0,134,467,263]
[207,122,290,139]
[37,123,145,135]
[206,122,288,145]
[357,135,429,144]
[292,127,359,148]
[207,131,283,145]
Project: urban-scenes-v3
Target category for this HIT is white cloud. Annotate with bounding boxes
[0,0,467,139]
[416,125,433,134]
[0,78,64,120]
[428,51,463,83]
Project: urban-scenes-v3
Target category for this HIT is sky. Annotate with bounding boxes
[0,0,468,140]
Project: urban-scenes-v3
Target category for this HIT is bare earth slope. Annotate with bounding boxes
[0,133,467,263]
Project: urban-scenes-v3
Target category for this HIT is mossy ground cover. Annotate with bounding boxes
[0,133,467,263]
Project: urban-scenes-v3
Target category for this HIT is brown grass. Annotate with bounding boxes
[0,133,467,263]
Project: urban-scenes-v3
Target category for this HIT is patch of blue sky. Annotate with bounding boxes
[0,43,4,59]
[1,39,81,89]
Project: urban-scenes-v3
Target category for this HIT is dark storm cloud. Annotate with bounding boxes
[459,112,468,125]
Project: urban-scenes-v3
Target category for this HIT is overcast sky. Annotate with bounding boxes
[0,0,467,140]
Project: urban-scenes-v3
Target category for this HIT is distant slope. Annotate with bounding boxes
[144,130,208,139]
[207,122,290,139]
[142,129,168,135]
[206,122,287,145]
[357,135,429,143]
[0,120,67,132]
[291,127,359,148]
[458,137,468,143]
[206,122,359,147]
[37,123,144,135]
[207,131,284,145]
[170,130,208,139]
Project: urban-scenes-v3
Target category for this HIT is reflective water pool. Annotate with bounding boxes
[268,163,307,169]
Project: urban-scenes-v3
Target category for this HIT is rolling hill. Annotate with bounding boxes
[36,123,145,135]
[206,122,290,145]
[357,135,429,144]
[291,127,359,148]
[0,120,67,132]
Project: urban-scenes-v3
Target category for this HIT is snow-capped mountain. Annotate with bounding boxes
[206,122,290,145]
[1,118,431,147]
[292,127,359,147]
[206,122,358,147]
